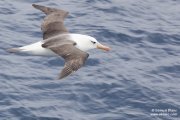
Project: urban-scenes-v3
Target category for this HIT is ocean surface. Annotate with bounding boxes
[0,0,180,120]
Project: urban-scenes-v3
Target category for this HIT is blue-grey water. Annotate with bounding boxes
[0,0,180,120]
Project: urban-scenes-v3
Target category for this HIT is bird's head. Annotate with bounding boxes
[72,34,110,51]
[89,37,110,51]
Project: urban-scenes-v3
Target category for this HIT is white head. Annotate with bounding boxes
[71,34,110,52]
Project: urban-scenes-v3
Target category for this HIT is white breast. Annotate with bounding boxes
[70,34,94,51]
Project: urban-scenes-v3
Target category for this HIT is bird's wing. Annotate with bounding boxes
[42,37,89,79]
[32,4,69,39]
[33,4,89,79]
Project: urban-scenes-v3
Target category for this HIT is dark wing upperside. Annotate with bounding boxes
[32,4,69,39]
[42,40,89,79]
[60,54,89,79]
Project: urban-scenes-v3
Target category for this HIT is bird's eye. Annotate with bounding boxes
[91,41,96,44]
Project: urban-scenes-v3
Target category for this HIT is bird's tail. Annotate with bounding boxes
[7,48,21,53]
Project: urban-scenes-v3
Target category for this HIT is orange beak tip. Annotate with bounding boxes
[106,47,111,51]
[97,44,111,51]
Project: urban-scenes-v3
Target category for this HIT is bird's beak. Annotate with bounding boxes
[97,43,111,51]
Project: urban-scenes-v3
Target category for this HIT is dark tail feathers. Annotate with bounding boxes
[7,48,20,53]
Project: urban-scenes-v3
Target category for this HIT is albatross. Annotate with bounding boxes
[8,4,110,79]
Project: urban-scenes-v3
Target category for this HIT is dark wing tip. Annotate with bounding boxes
[58,55,89,80]
[32,4,50,15]
[32,4,37,7]
[58,66,74,79]
[32,4,43,10]
[32,4,69,16]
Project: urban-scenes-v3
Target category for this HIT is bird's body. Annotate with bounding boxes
[8,4,110,79]
[16,34,96,56]
[18,41,55,56]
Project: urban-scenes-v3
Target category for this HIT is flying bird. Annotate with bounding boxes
[8,4,110,79]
